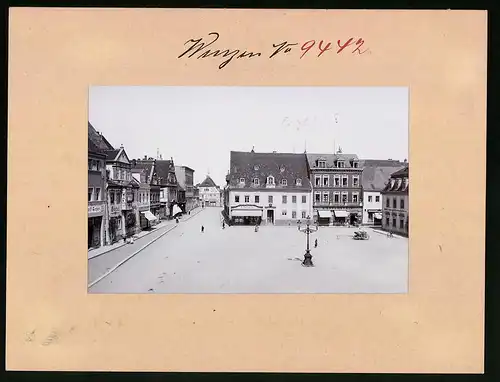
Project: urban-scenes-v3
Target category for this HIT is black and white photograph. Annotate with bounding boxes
[88,86,409,294]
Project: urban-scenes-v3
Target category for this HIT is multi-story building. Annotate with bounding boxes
[224,150,313,225]
[88,137,107,249]
[155,159,178,219]
[131,158,161,229]
[198,176,222,207]
[381,166,409,236]
[306,152,363,226]
[359,159,406,225]
[175,165,197,212]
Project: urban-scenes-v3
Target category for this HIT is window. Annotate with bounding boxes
[255,195,260,203]
[368,195,373,202]
[386,217,390,226]
[302,195,306,203]
[318,160,326,168]
[342,193,348,203]
[268,195,273,204]
[352,193,358,203]
[315,176,321,187]
[400,198,405,209]
[292,211,297,218]
[337,161,345,168]
[292,195,297,203]
[393,198,397,208]
[88,160,92,170]
[267,176,275,185]
[323,192,329,203]
[353,162,359,168]
[95,188,101,201]
[353,176,359,187]
[376,195,380,202]
[117,219,122,229]
[323,176,329,187]
[282,195,287,204]
[282,210,287,216]
[254,165,259,171]
[253,178,259,186]
[235,195,240,203]
[117,192,122,204]
[342,175,348,187]
[110,192,115,204]
[386,198,390,208]
[334,175,340,187]
[315,192,321,202]
[301,211,306,218]
[205,188,209,192]
[392,218,397,227]
[400,219,404,229]
[244,195,250,203]
[88,188,93,201]
[334,192,340,203]
[281,179,287,186]
[296,179,302,186]
[240,178,245,184]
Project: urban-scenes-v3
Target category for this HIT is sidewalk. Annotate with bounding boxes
[88,206,203,260]
[371,228,407,239]
[88,207,205,285]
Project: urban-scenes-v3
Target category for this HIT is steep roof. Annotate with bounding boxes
[155,159,177,186]
[307,153,360,169]
[362,165,406,191]
[390,166,409,178]
[199,176,217,188]
[104,149,121,161]
[359,159,407,168]
[88,122,114,151]
[382,166,409,193]
[228,151,312,191]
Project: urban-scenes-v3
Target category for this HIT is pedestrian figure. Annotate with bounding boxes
[176,217,179,224]
[222,221,225,229]
[188,210,191,215]
[314,238,318,248]
[255,224,259,232]
[201,225,204,233]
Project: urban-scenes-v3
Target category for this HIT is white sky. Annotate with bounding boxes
[89,86,408,187]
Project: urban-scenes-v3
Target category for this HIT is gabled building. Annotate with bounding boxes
[224,150,313,225]
[381,166,409,236]
[155,159,179,219]
[198,175,221,207]
[306,151,363,226]
[359,159,407,225]
[132,158,161,229]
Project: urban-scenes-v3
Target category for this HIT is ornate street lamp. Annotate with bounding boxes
[298,215,319,267]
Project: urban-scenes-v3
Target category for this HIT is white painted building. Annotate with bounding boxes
[224,150,313,225]
[198,176,221,207]
[359,160,407,225]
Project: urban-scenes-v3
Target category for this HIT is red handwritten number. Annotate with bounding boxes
[337,38,354,53]
[317,40,332,57]
[353,38,368,54]
[300,40,315,59]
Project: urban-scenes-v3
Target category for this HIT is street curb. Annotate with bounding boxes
[88,224,178,289]
[87,208,204,260]
[371,229,405,239]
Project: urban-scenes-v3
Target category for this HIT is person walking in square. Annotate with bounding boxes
[314,238,318,248]
[201,225,204,233]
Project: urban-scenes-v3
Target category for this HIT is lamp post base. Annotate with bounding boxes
[302,250,314,267]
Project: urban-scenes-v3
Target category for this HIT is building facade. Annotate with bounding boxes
[175,165,198,213]
[156,159,179,219]
[88,138,107,249]
[381,166,409,236]
[198,176,222,207]
[359,160,406,225]
[224,151,313,225]
[306,152,363,226]
[133,158,162,225]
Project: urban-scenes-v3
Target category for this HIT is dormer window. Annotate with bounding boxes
[267,176,275,185]
[281,179,287,186]
[239,178,245,184]
[280,165,285,173]
[253,178,259,186]
[254,165,259,171]
[318,160,326,168]
[404,178,409,187]
[296,179,302,186]
[337,161,345,168]
[353,162,359,168]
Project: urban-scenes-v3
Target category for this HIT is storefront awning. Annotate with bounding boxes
[317,210,331,218]
[374,213,383,219]
[232,209,262,217]
[333,210,349,218]
[141,211,157,221]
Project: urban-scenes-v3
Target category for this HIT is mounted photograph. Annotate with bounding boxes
[87,86,409,294]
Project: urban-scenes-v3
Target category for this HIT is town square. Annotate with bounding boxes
[88,86,409,293]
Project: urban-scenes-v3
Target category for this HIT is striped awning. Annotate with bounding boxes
[333,210,349,218]
[317,210,331,218]
[141,211,157,221]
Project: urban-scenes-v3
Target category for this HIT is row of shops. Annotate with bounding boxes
[315,210,363,226]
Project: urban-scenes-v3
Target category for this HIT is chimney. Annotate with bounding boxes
[120,144,124,149]
[273,150,277,154]
[404,158,408,163]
